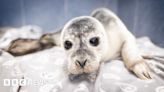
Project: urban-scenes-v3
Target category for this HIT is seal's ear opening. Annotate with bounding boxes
[30,28,34,33]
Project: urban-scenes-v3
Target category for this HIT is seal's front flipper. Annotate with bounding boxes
[132,61,152,79]
[122,37,152,80]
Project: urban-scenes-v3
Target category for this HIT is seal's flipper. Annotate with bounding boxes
[40,29,62,47]
[7,38,42,56]
[6,29,62,56]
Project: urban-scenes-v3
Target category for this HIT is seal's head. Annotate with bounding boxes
[61,16,108,75]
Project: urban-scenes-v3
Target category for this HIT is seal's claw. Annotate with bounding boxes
[132,61,152,80]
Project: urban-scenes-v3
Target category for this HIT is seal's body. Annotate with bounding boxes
[5,8,152,79]
[61,8,151,79]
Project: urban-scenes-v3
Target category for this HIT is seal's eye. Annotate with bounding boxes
[89,37,99,46]
[64,40,73,50]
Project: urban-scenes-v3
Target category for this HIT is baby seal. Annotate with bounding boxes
[61,8,152,80]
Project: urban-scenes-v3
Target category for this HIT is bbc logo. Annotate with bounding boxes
[3,79,29,86]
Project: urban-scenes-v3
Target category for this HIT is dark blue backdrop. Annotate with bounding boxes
[0,0,164,47]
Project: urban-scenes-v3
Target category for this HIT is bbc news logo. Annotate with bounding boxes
[3,79,46,86]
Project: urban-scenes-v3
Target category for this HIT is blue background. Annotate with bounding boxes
[0,0,164,47]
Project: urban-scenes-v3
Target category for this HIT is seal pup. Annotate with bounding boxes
[4,8,162,79]
[61,8,152,80]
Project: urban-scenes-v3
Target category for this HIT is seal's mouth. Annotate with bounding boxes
[68,69,98,82]
[68,72,96,82]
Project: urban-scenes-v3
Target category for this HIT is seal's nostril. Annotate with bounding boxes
[76,59,87,68]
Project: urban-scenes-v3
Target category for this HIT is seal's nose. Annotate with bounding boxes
[76,59,87,68]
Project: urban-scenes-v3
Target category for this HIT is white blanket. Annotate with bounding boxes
[0,37,164,92]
